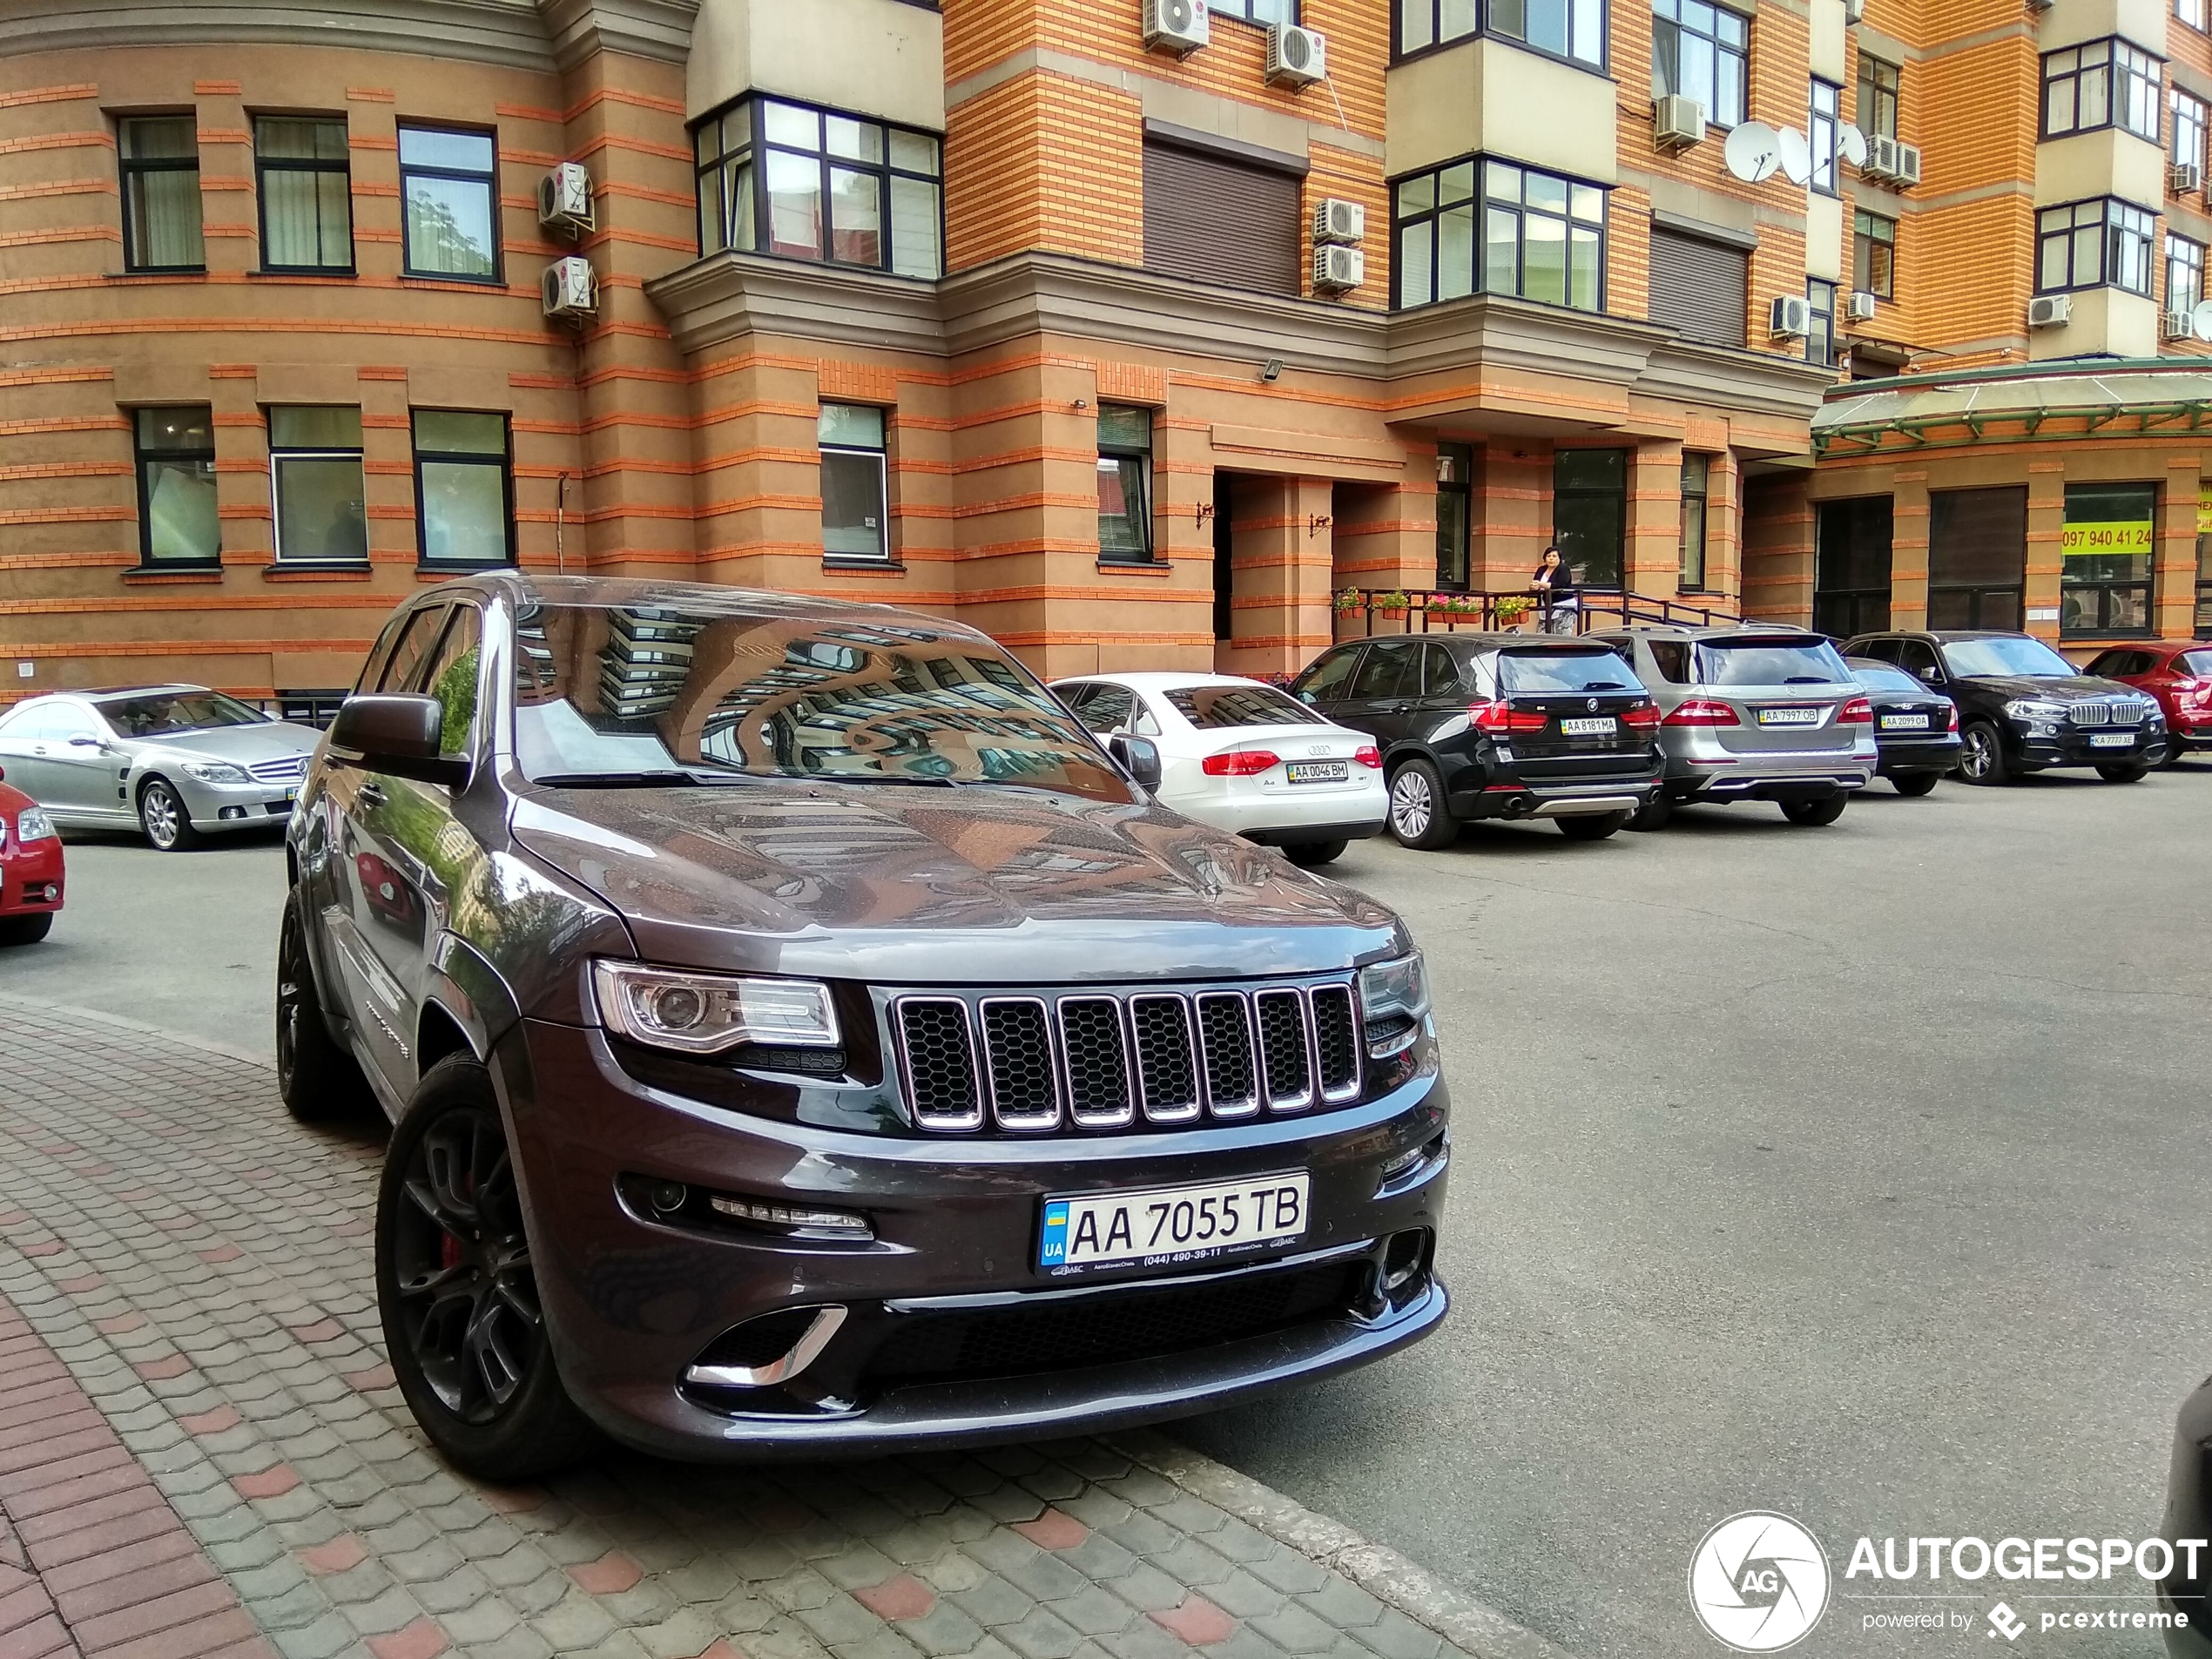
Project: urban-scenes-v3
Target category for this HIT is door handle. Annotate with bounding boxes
[358,783,388,807]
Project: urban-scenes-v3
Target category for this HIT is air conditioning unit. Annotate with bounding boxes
[1266,23,1327,87]
[1313,243,1365,293]
[1143,0,1210,56]
[1843,0,1865,21]
[1847,289,1878,321]
[1863,134,1922,186]
[2028,293,2072,329]
[1769,294,1811,340]
[541,254,597,322]
[1654,95,1707,150]
[1313,198,1366,245]
[2166,310,2197,341]
[2174,162,2202,195]
[537,162,594,237]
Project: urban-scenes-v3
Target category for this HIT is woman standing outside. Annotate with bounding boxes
[1533,545,1577,635]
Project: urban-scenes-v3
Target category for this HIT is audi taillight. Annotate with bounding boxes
[1622,704,1662,732]
[1468,702,1548,733]
[1202,750,1279,777]
[1662,698,1741,727]
[1353,746,1383,768]
[1837,696,1874,725]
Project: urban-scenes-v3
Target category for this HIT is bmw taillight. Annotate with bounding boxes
[1662,698,1741,727]
[1202,750,1279,777]
[1622,704,1662,732]
[1837,696,1874,725]
[1468,702,1548,733]
[1353,746,1383,768]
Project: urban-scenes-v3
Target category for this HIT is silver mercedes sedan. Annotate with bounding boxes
[0,686,322,850]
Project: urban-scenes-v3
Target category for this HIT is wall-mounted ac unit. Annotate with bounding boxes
[2165,310,2197,341]
[1847,290,1878,321]
[1843,0,1865,22]
[1863,135,1922,185]
[1143,0,1210,56]
[1313,198,1366,245]
[1313,243,1365,293]
[1266,23,1327,86]
[2173,161,2202,195]
[541,255,597,322]
[1769,295,1811,340]
[1654,95,1707,150]
[2027,293,2072,329]
[537,162,594,238]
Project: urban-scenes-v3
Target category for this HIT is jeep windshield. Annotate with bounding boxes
[510,603,1132,802]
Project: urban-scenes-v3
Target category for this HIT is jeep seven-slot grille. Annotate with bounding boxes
[894,984,1362,1134]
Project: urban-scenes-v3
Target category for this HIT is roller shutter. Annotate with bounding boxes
[1649,226,1750,348]
[1143,139,1301,298]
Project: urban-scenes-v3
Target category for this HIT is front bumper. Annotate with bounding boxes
[2010,726,2169,771]
[496,1019,1451,1459]
[2161,1372,2212,1655]
[0,836,64,916]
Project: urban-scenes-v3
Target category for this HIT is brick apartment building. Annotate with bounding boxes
[10,0,2198,707]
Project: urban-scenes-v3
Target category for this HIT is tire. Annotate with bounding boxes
[0,914,54,947]
[1892,772,1941,798]
[1386,759,1458,850]
[1781,796,1847,826]
[1956,722,2010,786]
[276,890,374,1123]
[378,1055,599,1481]
[1282,840,1347,868]
[1554,811,1629,841]
[138,777,199,850]
[1625,794,1674,832]
[2097,762,2149,783]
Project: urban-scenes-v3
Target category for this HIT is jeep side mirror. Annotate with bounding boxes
[1109,733,1163,792]
[329,693,469,787]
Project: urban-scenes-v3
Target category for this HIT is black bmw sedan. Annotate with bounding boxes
[1843,656,1960,794]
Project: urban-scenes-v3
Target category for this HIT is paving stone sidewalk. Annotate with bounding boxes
[0,999,1490,1659]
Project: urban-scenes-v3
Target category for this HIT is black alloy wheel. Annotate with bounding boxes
[1892,772,1940,797]
[0,914,54,947]
[1956,722,2009,786]
[275,892,373,1122]
[377,1056,597,1479]
[138,778,199,851]
[1781,796,1847,826]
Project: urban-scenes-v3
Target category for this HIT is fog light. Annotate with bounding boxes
[219,806,247,821]
[710,1194,872,1239]
[649,1182,688,1216]
[1380,1229,1429,1295]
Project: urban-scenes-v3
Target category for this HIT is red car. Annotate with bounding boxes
[2084,643,2212,765]
[0,765,64,945]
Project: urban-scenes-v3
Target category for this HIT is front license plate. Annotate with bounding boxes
[1286,761,1348,784]
[1878,713,1930,732]
[1757,707,1822,726]
[1039,1172,1310,1274]
[1561,717,1616,737]
[286,786,300,803]
[2090,732,2135,748]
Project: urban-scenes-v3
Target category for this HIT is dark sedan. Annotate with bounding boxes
[1843,657,1959,794]
[1844,629,2168,785]
[2159,1371,2212,1654]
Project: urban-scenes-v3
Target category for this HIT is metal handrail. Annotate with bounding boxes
[1333,587,1742,637]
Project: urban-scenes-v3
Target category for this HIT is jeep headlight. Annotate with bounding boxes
[179,759,253,785]
[1358,953,1429,1058]
[591,961,840,1055]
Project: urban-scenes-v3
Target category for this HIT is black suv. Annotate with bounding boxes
[280,576,1448,1476]
[1290,635,1661,847]
[1843,630,2168,784]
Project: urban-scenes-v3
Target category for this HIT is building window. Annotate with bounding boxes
[1209,0,1295,20]
[819,404,889,561]
[2061,483,2156,637]
[118,116,204,273]
[1651,0,1748,130]
[1143,139,1302,296]
[1806,278,1837,367]
[2179,0,2207,32]
[2037,197,2156,293]
[399,125,499,282]
[414,411,511,568]
[693,95,942,280]
[268,407,368,565]
[132,408,219,566]
[1394,158,1604,311]
[1397,0,1479,53]
[1810,78,1840,196]
[255,117,351,272]
[1096,406,1154,563]
[1489,0,1605,68]
[1929,486,2027,630]
[2168,233,2205,314]
[1815,496,1894,637]
[1554,449,1627,589]
[1858,53,1900,141]
[1435,444,1473,590]
[1679,454,1710,590]
[1853,210,1897,299]
[2175,89,2207,178]
[2042,39,2163,142]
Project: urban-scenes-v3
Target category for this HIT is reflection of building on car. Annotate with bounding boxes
[0,768,64,947]
[1049,673,1386,867]
[280,573,1448,1480]
[1842,658,1961,797]
[0,686,320,850]
[2082,643,2212,766]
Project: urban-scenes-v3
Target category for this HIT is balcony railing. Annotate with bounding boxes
[1333,587,1743,637]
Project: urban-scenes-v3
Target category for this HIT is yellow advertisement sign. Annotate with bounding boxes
[2060,520,2155,556]
[2200,486,2212,536]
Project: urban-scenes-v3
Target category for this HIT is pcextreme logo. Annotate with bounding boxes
[1689,1513,1832,1652]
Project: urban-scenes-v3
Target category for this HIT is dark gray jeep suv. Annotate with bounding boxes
[280,575,1448,1476]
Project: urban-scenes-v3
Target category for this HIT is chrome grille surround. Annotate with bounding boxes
[2069,701,2113,727]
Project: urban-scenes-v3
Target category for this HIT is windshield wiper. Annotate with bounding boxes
[800,772,960,787]
[531,770,759,788]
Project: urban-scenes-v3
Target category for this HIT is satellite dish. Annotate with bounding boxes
[1838,123,1869,169]
[2192,300,2212,343]
[1723,122,1783,185]
[1777,126,1813,185]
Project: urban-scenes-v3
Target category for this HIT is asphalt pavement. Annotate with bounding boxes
[7,771,2209,1659]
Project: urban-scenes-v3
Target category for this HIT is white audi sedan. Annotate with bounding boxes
[1050,672,1386,867]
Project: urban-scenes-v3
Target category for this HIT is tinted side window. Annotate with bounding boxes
[1295,647,1362,701]
[1896,640,1939,679]
[1420,644,1464,697]
[1072,685,1134,733]
[376,606,448,693]
[1851,637,1899,664]
[1349,641,1417,699]
[2084,651,2125,677]
[410,606,482,758]
[1648,641,1689,683]
[356,611,415,695]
